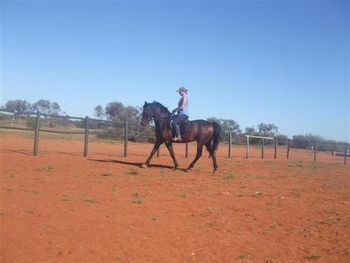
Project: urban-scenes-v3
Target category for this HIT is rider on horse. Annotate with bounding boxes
[172,87,189,141]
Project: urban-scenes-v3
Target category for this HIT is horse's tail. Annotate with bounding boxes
[211,122,221,152]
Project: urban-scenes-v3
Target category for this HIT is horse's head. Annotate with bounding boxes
[141,101,171,126]
[141,101,153,126]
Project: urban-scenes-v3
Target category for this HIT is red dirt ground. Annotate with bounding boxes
[1,133,349,262]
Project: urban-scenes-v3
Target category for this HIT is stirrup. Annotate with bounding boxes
[173,136,181,141]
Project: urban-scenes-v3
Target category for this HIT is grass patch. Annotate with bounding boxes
[178,193,187,198]
[270,223,279,229]
[133,192,143,204]
[24,189,39,194]
[101,172,114,177]
[127,169,139,176]
[38,165,54,172]
[223,174,235,180]
[84,198,98,204]
[306,254,320,260]
[62,194,73,202]
[238,254,249,261]
[312,163,319,173]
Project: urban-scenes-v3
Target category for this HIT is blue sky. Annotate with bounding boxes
[1,0,349,141]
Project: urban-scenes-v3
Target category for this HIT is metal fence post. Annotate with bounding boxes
[246,135,250,159]
[84,116,89,157]
[124,120,128,157]
[313,141,318,162]
[33,111,40,156]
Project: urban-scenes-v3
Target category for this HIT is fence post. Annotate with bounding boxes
[124,120,128,157]
[261,138,264,159]
[185,143,188,158]
[228,131,232,159]
[313,141,318,162]
[84,116,89,157]
[274,138,277,159]
[33,111,40,156]
[157,146,160,158]
[246,135,250,159]
[345,143,348,165]
[286,139,290,159]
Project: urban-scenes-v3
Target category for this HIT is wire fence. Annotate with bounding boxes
[0,109,348,164]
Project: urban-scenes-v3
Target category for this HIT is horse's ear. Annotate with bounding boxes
[144,101,147,106]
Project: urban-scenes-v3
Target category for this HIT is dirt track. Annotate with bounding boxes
[1,133,349,262]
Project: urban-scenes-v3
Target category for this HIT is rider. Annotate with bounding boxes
[172,87,189,141]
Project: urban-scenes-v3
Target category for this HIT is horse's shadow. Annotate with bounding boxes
[88,158,186,171]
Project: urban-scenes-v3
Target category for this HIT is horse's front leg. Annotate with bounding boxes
[165,142,179,169]
[141,141,162,167]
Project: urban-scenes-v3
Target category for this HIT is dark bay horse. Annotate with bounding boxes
[140,101,221,172]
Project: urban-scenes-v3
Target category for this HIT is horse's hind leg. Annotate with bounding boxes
[186,142,204,171]
[205,143,218,172]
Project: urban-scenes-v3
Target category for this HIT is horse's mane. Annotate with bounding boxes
[151,101,170,114]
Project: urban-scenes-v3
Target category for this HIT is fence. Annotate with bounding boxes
[0,110,348,164]
[0,110,183,158]
[225,134,349,164]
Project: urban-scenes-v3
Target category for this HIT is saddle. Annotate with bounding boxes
[168,115,190,137]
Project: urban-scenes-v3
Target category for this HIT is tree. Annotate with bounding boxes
[244,127,257,136]
[292,134,324,149]
[4,100,31,117]
[94,104,104,119]
[276,134,289,145]
[207,117,241,141]
[104,101,140,122]
[32,99,52,115]
[105,102,124,120]
[51,102,61,115]
[257,123,279,137]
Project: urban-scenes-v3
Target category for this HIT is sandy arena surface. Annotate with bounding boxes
[1,133,349,262]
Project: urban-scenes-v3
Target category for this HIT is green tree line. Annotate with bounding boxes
[1,99,347,149]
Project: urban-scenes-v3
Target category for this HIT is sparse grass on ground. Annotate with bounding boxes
[38,165,54,172]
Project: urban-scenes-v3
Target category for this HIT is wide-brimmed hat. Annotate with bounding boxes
[176,87,188,93]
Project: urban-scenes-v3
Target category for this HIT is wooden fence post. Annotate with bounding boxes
[33,111,40,156]
[185,143,188,158]
[124,120,128,157]
[261,138,264,159]
[228,132,232,159]
[274,138,277,159]
[286,139,290,159]
[84,116,89,157]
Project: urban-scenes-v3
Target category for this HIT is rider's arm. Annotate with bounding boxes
[173,96,187,113]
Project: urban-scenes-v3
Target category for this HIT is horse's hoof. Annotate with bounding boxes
[184,168,190,173]
[213,170,219,175]
[140,163,148,168]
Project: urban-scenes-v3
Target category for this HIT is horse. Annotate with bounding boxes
[140,101,221,172]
